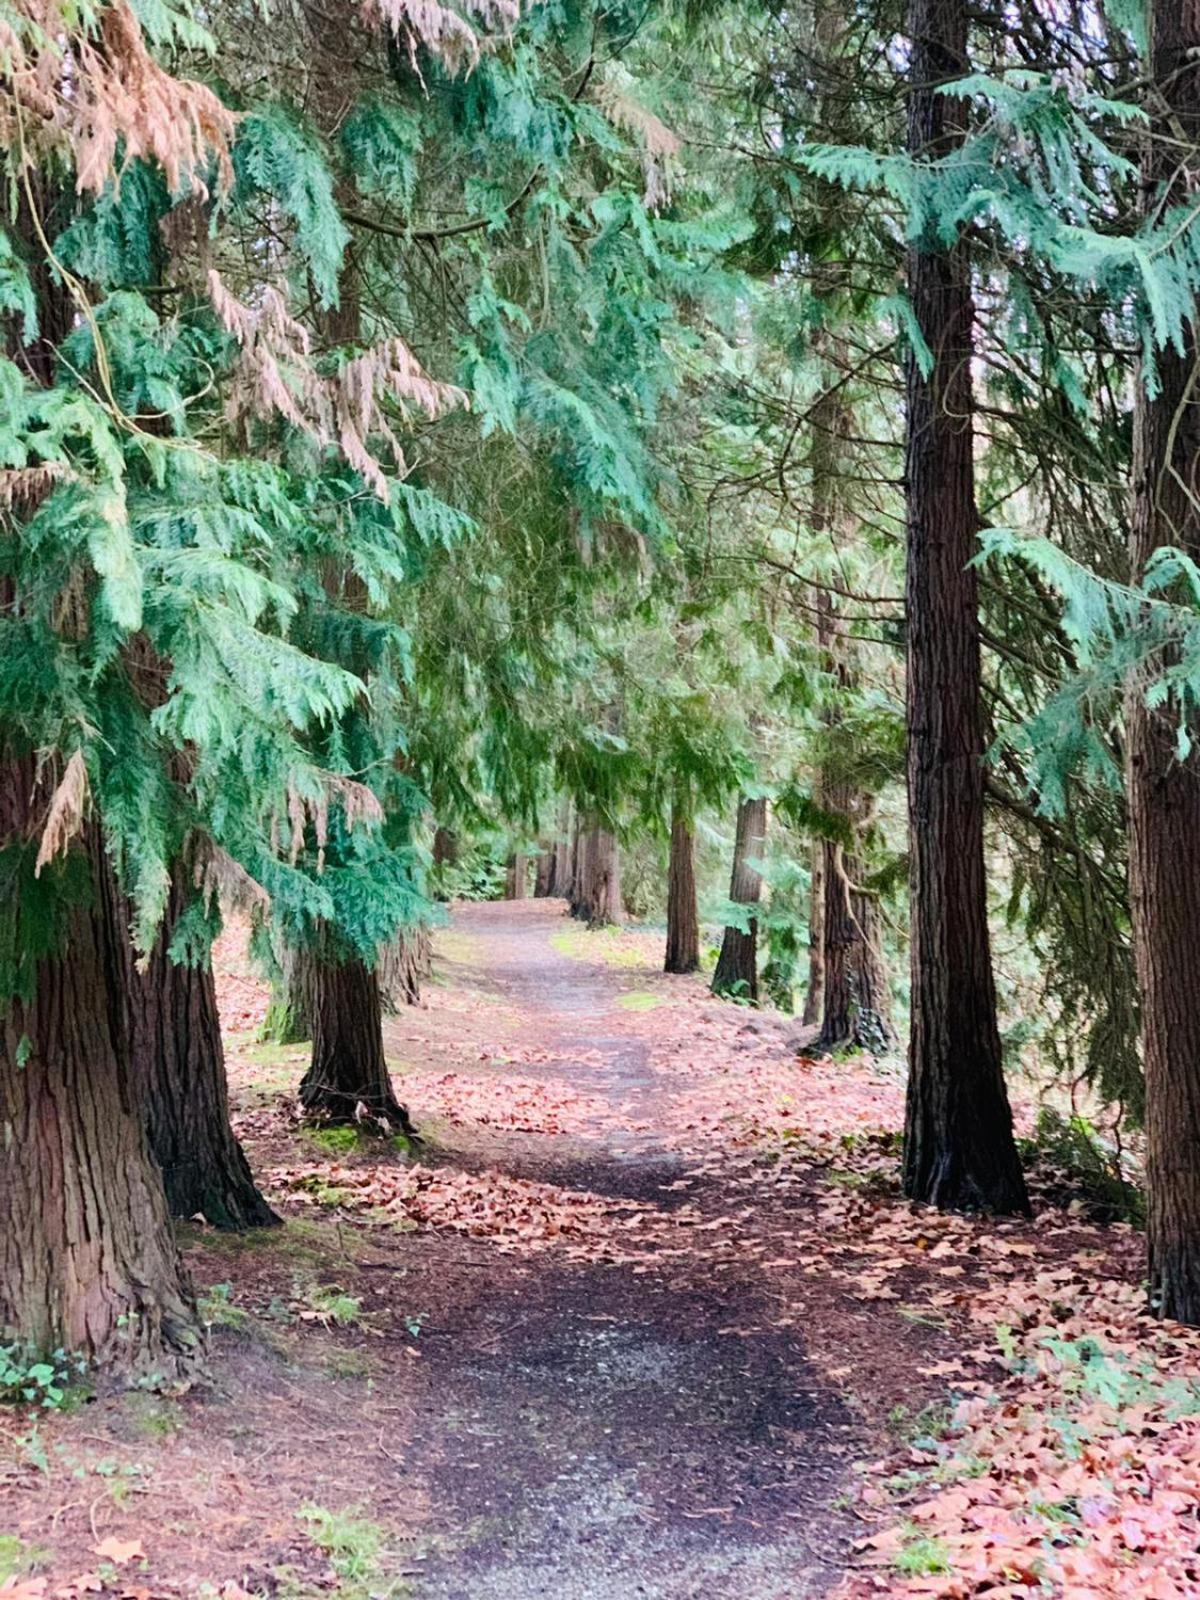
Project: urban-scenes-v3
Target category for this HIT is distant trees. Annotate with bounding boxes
[712,796,768,1002]
[0,0,724,1372]
[665,804,700,975]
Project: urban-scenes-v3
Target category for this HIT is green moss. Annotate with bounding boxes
[614,990,663,1011]
[305,1125,362,1156]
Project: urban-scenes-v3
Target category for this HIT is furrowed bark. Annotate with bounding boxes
[300,946,416,1137]
[534,846,555,897]
[816,836,895,1055]
[712,795,767,1001]
[378,927,431,1009]
[901,0,1027,1213]
[1128,0,1200,1323]
[802,839,826,1027]
[505,852,528,900]
[570,825,623,927]
[130,866,278,1230]
[0,789,200,1369]
[664,804,700,975]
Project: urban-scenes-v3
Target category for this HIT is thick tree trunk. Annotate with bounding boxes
[505,852,528,900]
[260,943,316,1043]
[300,951,416,1135]
[808,374,894,1054]
[0,793,199,1368]
[802,839,826,1026]
[901,0,1027,1213]
[431,826,458,901]
[816,839,896,1055]
[588,825,624,928]
[664,806,700,975]
[1128,0,1200,1323]
[712,795,767,1001]
[132,867,278,1230]
[572,827,622,927]
[378,927,431,1008]
[534,846,555,897]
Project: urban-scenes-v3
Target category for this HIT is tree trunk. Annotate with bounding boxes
[132,867,278,1230]
[505,852,528,900]
[260,943,316,1043]
[431,826,458,901]
[802,839,826,1026]
[0,794,199,1368]
[664,806,700,974]
[573,827,622,927]
[567,820,586,916]
[1128,0,1200,1323]
[534,846,555,897]
[378,927,431,1009]
[808,375,894,1054]
[569,826,621,926]
[550,800,572,897]
[816,838,896,1055]
[901,0,1027,1213]
[300,949,416,1137]
[712,795,767,1001]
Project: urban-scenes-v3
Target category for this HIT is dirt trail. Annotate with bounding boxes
[386,902,859,1600]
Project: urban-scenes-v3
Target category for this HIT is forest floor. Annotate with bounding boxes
[2,901,1198,1600]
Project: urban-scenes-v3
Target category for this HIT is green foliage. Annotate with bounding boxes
[893,1527,952,1578]
[0,1344,86,1410]
[298,1504,403,1597]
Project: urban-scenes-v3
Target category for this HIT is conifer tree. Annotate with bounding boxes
[712,794,767,1001]
[899,0,1027,1212]
[1126,0,1200,1324]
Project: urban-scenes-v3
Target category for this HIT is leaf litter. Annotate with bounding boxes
[4,904,1191,1598]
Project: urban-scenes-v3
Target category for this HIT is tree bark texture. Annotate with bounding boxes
[130,866,278,1230]
[551,802,572,897]
[808,351,895,1054]
[570,826,623,927]
[378,926,431,1009]
[901,0,1027,1213]
[664,806,700,975]
[1128,0,1200,1322]
[534,846,555,898]
[0,780,199,1367]
[300,949,416,1136]
[816,836,895,1055]
[712,795,767,1001]
[431,825,458,901]
[802,839,826,1027]
[505,852,528,900]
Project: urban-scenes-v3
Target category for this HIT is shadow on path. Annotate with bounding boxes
[386,903,858,1600]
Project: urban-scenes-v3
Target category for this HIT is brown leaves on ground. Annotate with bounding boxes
[225,909,1200,1597]
[400,1069,631,1136]
[271,1157,732,1267]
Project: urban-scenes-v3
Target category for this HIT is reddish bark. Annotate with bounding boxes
[130,866,278,1230]
[1128,0,1200,1323]
[0,775,199,1367]
[300,949,416,1137]
[664,806,700,975]
[712,795,767,1001]
[900,0,1027,1212]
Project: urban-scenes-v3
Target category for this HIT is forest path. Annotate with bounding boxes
[382,901,860,1600]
